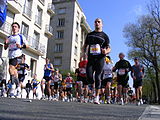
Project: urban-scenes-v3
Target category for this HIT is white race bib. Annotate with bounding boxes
[18,70,23,74]
[118,69,126,75]
[90,44,101,55]
[79,68,86,74]
[9,43,17,50]
[66,83,72,88]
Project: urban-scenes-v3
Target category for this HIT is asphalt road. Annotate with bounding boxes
[0,97,147,120]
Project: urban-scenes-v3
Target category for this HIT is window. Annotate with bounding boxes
[32,31,40,49]
[21,22,29,38]
[57,8,66,14]
[30,58,37,77]
[74,46,77,55]
[76,22,79,31]
[75,34,78,42]
[77,11,80,19]
[58,18,65,27]
[35,6,43,26]
[23,0,32,18]
[54,57,62,66]
[56,31,64,39]
[74,59,77,68]
[54,44,63,52]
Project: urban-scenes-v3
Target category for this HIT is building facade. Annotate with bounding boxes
[47,0,91,72]
[0,0,55,81]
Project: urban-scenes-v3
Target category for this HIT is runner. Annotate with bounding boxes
[112,53,132,105]
[75,56,88,103]
[17,54,29,97]
[4,22,28,97]
[101,56,113,104]
[31,74,41,99]
[43,57,54,100]
[65,72,74,102]
[83,18,111,104]
[25,80,32,99]
[52,68,62,101]
[131,57,144,106]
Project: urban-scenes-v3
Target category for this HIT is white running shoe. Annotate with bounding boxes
[140,99,143,105]
[49,96,52,101]
[94,96,100,104]
[119,98,124,105]
[137,101,141,106]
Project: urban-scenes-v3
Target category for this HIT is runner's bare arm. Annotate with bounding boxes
[4,39,9,50]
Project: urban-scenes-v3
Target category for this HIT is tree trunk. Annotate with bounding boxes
[155,70,160,104]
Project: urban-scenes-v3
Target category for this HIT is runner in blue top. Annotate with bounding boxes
[43,57,54,100]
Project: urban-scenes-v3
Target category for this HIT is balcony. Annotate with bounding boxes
[7,0,22,14]
[23,5,32,20]
[27,36,45,56]
[35,15,42,28]
[45,25,53,38]
[47,3,55,16]
[0,22,12,38]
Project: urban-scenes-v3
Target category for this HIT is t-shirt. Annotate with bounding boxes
[114,59,132,77]
[131,64,144,80]
[17,63,29,75]
[102,62,113,79]
[8,34,27,59]
[76,60,88,77]
[53,74,62,82]
[65,76,73,88]
[85,31,110,58]
[44,63,53,77]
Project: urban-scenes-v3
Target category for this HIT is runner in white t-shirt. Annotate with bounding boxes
[4,22,28,97]
[101,56,113,104]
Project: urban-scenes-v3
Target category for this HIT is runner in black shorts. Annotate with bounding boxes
[83,18,111,104]
[75,56,88,103]
[17,55,29,97]
[131,57,144,106]
[113,53,132,105]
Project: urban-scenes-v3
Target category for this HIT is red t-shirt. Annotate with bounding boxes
[78,60,88,77]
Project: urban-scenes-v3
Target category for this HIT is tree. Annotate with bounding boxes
[123,8,160,103]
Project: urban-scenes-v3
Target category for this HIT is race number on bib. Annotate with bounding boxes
[90,44,101,55]
[118,69,126,75]
[9,43,17,51]
[79,68,86,74]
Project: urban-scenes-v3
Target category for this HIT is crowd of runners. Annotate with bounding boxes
[0,19,145,106]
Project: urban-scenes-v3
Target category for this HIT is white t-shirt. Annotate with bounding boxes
[8,34,28,59]
[103,62,113,79]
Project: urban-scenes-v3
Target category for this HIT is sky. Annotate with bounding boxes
[78,0,149,87]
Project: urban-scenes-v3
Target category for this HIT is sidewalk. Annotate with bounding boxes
[138,105,160,120]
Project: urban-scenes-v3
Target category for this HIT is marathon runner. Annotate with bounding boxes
[112,53,132,105]
[131,57,144,106]
[83,18,111,104]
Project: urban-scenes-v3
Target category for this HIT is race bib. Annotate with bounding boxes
[118,69,126,75]
[90,44,101,55]
[18,70,23,74]
[79,68,86,74]
[66,83,72,88]
[9,43,17,51]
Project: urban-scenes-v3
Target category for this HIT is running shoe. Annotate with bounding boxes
[94,96,100,104]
